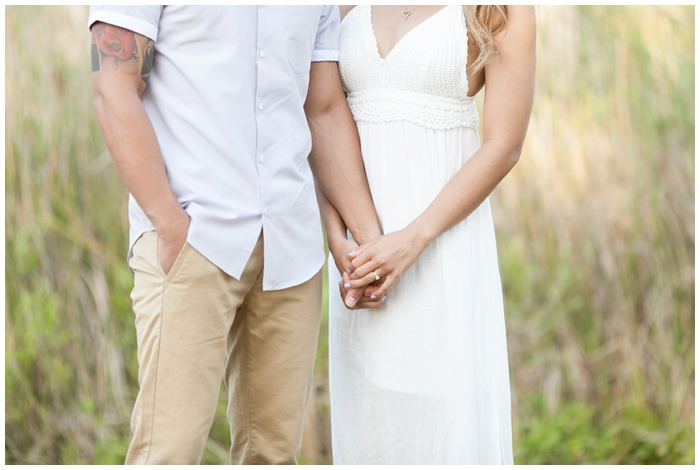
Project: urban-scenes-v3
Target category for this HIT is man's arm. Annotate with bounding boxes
[304,61,382,246]
[304,61,383,308]
[315,183,385,309]
[91,22,189,274]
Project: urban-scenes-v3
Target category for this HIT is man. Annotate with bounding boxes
[89,6,381,464]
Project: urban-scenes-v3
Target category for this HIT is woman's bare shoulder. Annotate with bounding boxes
[494,5,536,48]
[339,5,356,22]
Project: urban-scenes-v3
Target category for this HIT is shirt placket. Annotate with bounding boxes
[255,5,269,219]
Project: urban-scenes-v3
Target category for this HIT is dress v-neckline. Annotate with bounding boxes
[368,5,450,62]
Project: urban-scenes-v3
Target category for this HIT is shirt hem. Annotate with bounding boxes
[311,49,339,62]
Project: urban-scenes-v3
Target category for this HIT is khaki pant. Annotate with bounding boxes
[125,231,322,464]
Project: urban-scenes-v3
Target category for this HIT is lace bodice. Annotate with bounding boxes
[338,5,478,130]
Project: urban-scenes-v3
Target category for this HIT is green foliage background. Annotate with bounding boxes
[5,5,694,464]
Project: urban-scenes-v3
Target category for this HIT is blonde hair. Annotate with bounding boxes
[463,6,508,75]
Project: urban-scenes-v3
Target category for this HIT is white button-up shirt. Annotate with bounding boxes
[88,6,339,290]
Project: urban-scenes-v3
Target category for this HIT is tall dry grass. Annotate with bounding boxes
[5,5,694,464]
[493,5,694,463]
[6,6,135,463]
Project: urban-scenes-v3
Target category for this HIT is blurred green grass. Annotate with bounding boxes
[5,5,694,465]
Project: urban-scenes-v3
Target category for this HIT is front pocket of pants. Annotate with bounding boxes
[156,237,191,282]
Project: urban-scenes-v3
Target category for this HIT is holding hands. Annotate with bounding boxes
[333,227,429,309]
[330,237,386,310]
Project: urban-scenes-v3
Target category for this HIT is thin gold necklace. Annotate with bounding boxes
[402,5,417,20]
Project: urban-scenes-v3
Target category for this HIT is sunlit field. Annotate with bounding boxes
[5,6,694,464]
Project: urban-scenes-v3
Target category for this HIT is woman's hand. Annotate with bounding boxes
[346,228,429,299]
[329,237,385,310]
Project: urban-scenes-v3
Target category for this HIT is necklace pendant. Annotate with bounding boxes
[402,9,412,20]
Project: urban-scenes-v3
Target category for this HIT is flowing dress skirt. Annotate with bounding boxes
[329,120,513,464]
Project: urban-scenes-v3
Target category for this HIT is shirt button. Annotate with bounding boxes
[258,154,264,162]
[257,103,264,111]
[258,51,266,59]
[263,207,269,215]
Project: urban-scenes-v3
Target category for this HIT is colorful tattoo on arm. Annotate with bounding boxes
[91,22,155,86]
[94,23,137,62]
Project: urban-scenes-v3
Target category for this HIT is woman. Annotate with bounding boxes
[319,5,536,464]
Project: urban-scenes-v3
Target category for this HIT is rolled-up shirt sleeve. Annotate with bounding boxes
[311,5,340,62]
[87,6,163,41]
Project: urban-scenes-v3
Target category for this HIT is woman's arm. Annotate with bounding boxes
[346,5,536,297]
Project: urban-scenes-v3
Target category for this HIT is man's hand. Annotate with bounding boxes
[329,237,385,310]
[339,271,386,309]
[157,210,191,275]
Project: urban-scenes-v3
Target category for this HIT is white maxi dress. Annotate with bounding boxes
[328,6,513,464]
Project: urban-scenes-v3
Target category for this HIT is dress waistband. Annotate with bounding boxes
[346,88,479,130]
